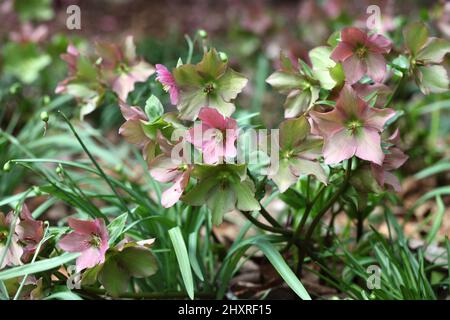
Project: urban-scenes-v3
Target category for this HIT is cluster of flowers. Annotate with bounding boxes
[50,23,448,280]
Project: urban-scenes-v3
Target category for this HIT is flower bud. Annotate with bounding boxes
[198,29,208,39]
[40,111,49,122]
[218,52,228,63]
[3,161,12,172]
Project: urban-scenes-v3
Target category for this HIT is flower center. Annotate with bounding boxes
[178,164,188,172]
[355,46,368,59]
[203,83,215,94]
[346,120,363,133]
[89,234,102,248]
[281,150,294,159]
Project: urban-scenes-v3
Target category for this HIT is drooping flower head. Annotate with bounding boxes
[149,135,192,208]
[331,27,392,84]
[59,218,109,272]
[0,211,23,270]
[155,64,179,105]
[96,36,155,101]
[269,116,327,192]
[310,85,395,165]
[187,107,238,164]
[371,129,408,191]
[16,205,44,262]
[266,52,321,118]
[183,164,260,225]
[403,22,450,94]
[172,49,248,120]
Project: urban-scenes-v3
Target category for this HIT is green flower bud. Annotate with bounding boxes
[218,51,228,63]
[3,161,12,172]
[198,29,208,39]
[40,111,49,122]
[33,186,42,196]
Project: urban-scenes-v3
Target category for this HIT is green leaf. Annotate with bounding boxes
[414,161,450,179]
[168,227,194,299]
[118,246,158,278]
[14,0,54,21]
[107,213,128,245]
[403,22,429,55]
[0,253,79,281]
[257,241,311,300]
[44,291,83,300]
[426,196,445,244]
[2,43,51,84]
[188,233,205,281]
[144,95,164,122]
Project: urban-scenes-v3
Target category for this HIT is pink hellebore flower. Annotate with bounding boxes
[55,44,80,94]
[331,27,392,84]
[16,205,44,262]
[59,218,109,272]
[0,211,23,270]
[371,130,408,192]
[149,139,192,208]
[310,86,395,165]
[155,64,179,105]
[187,107,238,164]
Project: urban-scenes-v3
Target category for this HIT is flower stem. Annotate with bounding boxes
[240,210,290,236]
[383,74,405,109]
[296,158,353,274]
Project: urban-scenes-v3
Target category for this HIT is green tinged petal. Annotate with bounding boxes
[117,246,158,278]
[416,65,449,94]
[98,257,129,297]
[231,179,260,211]
[403,22,429,56]
[266,71,305,93]
[279,116,310,150]
[216,68,248,102]
[416,38,450,64]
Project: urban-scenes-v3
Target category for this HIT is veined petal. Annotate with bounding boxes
[342,55,366,84]
[341,27,367,46]
[364,107,395,131]
[366,53,387,83]
[59,232,91,252]
[331,42,354,62]
[323,129,357,164]
[354,128,384,165]
[76,247,104,272]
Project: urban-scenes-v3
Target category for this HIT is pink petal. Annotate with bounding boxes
[341,28,367,46]
[118,100,147,121]
[161,171,190,208]
[68,218,98,235]
[149,154,180,183]
[309,110,345,138]
[58,232,91,252]
[342,55,366,84]
[202,139,222,164]
[76,247,104,272]
[335,85,366,119]
[198,107,228,130]
[383,147,408,170]
[383,171,401,192]
[323,129,357,164]
[364,107,395,131]
[354,128,384,165]
[366,53,387,83]
[367,34,392,54]
[331,42,354,62]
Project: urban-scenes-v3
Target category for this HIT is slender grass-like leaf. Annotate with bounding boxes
[168,227,194,299]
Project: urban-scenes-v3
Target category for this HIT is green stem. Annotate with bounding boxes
[383,74,405,109]
[296,158,353,274]
[240,211,291,236]
[259,207,283,229]
[59,111,132,218]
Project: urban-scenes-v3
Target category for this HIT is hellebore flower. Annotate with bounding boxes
[0,211,23,270]
[118,96,179,164]
[371,130,408,191]
[96,36,155,101]
[187,107,238,164]
[16,205,44,262]
[155,64,179,105]
[269,116,327,192]
[403,22,450,94]
[172,49,248,120]
[310,86,395,165]
[331,27,392,84]
[266,52,321,118]
[149,144,192,208]
[56,44,105,119]
[9,23,48,44]
[59,218,109,272]
[183,164,260,225]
